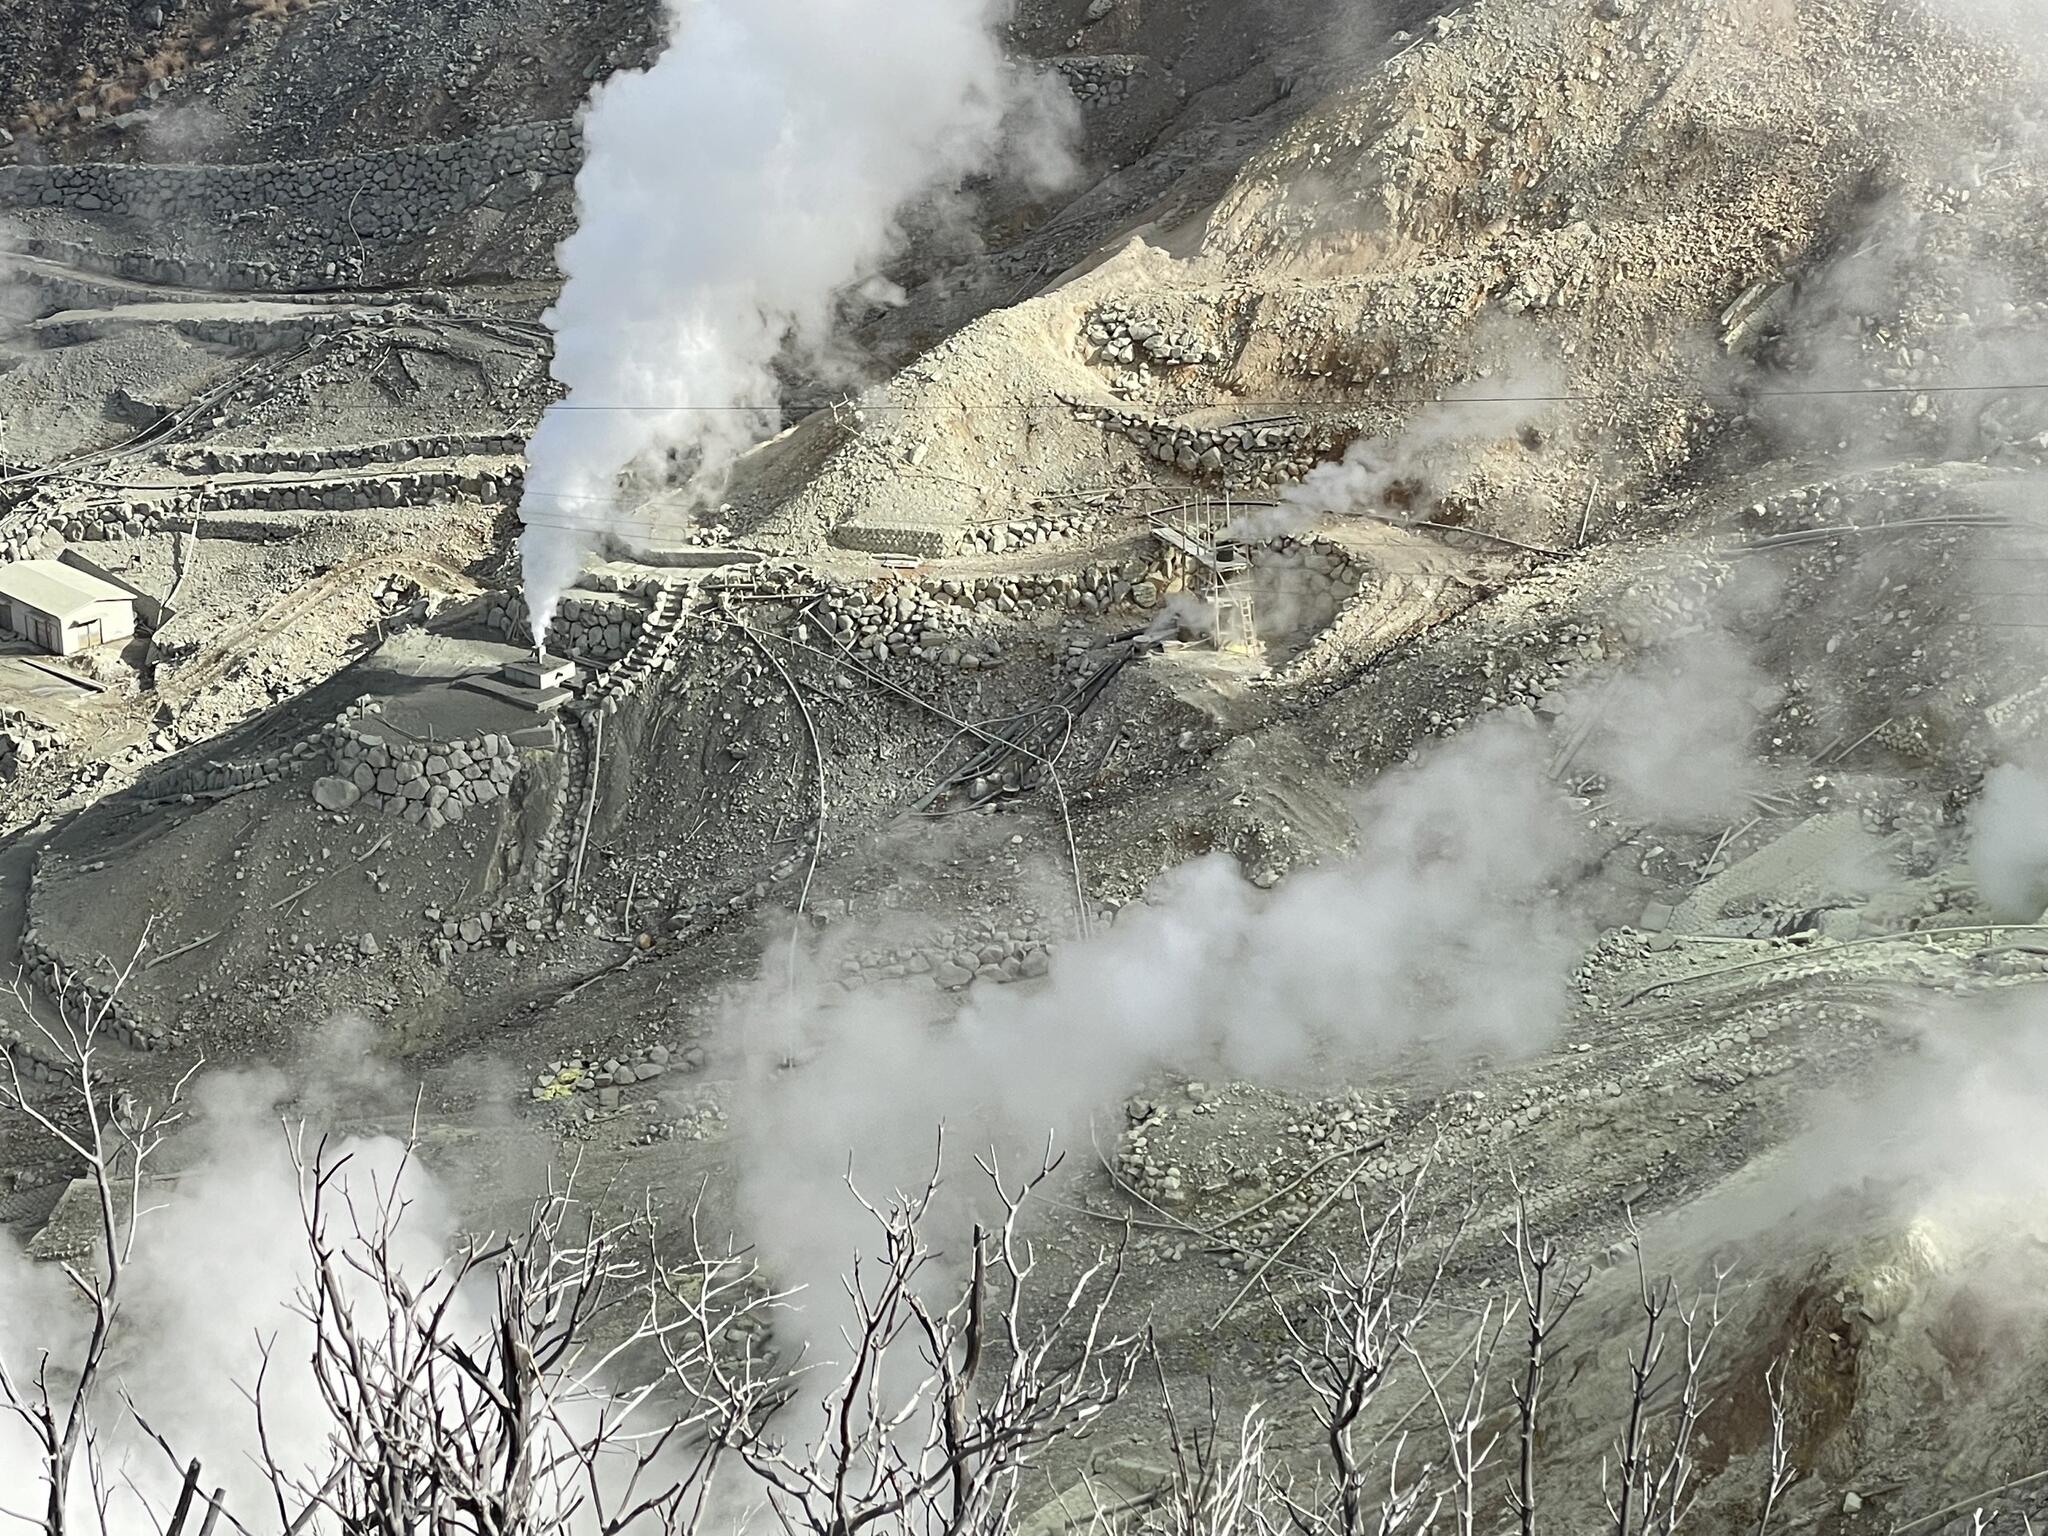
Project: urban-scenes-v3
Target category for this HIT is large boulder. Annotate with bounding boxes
[312,776,362,812]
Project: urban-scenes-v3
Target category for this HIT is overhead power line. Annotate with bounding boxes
[18,377,2048,416]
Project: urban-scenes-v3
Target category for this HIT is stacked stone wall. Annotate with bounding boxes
[1065,396,1323,488]
[134,699,374,803]
[2,460,520,561]
[14,930,180,1053]
[828,523,951,560]
[328,720,523,831]
[172,435,524,476]
[181,461,520,516]
[484,589,646,663]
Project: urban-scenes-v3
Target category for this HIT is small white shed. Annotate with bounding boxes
[0,561,140,656]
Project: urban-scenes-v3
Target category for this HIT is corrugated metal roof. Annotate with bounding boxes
[0,561,136,623]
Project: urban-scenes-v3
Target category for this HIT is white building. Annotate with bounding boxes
[0,560,141,656]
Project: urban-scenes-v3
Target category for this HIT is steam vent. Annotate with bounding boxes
[5,0,2048,1527]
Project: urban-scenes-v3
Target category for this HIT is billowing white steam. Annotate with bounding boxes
[1229,367,1561,541]
[0,1074,456,1526]
[1971,762,2048,921]
[518,0,1071,644]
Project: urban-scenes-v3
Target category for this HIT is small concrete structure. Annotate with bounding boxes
[464,649,575,713]
[0,561,140,656]
[504,652,575,690]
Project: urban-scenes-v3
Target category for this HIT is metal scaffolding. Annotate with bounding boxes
[1150,496,1262,657]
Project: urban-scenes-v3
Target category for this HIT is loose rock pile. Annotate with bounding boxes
[630,1093,727,1145]
[1052,54,1155,107]
[422,899,541,964]
[0,711,60,778]
[831,917,1057,993]
[1082,300,1220,370]
[530,1040,704,1114]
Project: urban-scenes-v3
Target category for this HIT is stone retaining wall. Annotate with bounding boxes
[0,120,579,287]
[484,588,646,663]
[11,232,296,294]
[172,434,525,476]
[3,459,520,560]
[829,522,952,560]
[135,699,375,802]
[1083,298,1219,370]
[2,488,152,559]
[326,719,523,831]
[34,311,335,351]
[1065,396,1324,488]
[14,930,179,1053]
[0,1019,114,1087]
[183,460,520,516]
[961,507,1111,555]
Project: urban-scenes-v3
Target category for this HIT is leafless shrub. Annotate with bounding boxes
[1134,1179,1795,1536]
[0,928,198,1535]
[1268,1170,1468,1536]
[721,1139,1146,1536]
[249,1123,787,1535]
[1600,1232,1729,1536]
[1503,1193,1583,1536]
[1126,1358,1280,1536]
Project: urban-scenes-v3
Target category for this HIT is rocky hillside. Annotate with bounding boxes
[3,0,2048,1530]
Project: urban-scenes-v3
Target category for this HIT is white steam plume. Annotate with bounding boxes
[1231,367,1562,541]
[518,0,1072,645]
[1970,762,2048,921]
[0,1077,456,1527]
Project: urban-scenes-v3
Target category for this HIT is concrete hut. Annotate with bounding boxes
[0,561,141,656]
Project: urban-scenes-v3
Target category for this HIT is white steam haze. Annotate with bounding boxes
[1648,989,2048,1308]
[518,0,1075,644]
[0,1073,459,1527]
[732,716,1595,1313]
[1558,627,1779,830]
[1970,761,2048,921]
[1233,365,1562,540]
